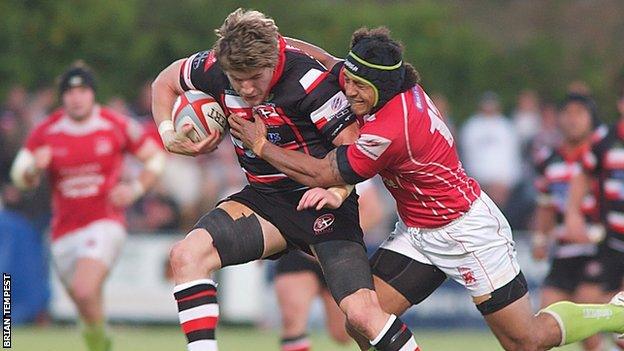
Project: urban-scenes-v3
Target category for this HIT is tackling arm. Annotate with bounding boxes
[284,37,341,70]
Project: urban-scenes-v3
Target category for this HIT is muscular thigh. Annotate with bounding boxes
[191,200,287,269]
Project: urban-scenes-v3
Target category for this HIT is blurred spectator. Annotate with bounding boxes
[131,81,162,146]
[127,192,182,233]
[460,91,522,207]
[531,102,562,156]
[106,95,133,116]
[567,80,591,96]
[512,89,541,150]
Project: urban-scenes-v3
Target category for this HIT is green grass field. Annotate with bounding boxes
[11,325,584,351]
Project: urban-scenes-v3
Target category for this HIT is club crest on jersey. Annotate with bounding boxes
[313,213,335,235]
[94,137,113,156]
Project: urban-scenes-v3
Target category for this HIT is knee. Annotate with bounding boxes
[500,336,540,351]
[71,281,99,307]
[342,289,380,333]
[328,327,351,345]
[169,230,218,275]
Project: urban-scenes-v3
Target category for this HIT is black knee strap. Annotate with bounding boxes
[476,271,528,315]
[312,240,374,304]
[193,208,264,267]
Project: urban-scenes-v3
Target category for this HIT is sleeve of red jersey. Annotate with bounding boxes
[298,68,357,142]
[179,50,219,95]
[24,124,46,152]
[335,133,394,185]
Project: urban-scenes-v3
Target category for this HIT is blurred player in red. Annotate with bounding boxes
[533,94,606,351]
[275,180,383,351]
[10,62,165,351]
[230,27,624,351]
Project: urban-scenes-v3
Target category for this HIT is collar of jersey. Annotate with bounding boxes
[268,35,287,94]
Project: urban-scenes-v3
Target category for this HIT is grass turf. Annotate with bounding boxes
[11,325,586,351]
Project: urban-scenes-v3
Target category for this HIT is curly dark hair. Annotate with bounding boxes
[350,26,421,90]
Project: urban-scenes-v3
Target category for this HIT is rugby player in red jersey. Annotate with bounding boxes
[152,9,420,351]
[10,63,165,351]
[229,27,624,351]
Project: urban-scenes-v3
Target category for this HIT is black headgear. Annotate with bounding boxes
[58,65,96,94]
[560,93,601,128]
[343,38,405,113]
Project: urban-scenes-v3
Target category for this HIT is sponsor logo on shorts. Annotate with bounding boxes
[458,267,477,287]
[313,214,335,235]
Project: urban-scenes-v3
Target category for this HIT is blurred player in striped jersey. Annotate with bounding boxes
[533,94,606,351]
[567,88,624,350]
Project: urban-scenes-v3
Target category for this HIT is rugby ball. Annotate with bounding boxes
[172,90,227,143]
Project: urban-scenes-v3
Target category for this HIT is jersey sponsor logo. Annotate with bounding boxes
[412,86,424,112]
[59,173,105,198]
[355,134,391,160]
[313,213,335,235]
[457,267,477,287]
[310,91,350,126]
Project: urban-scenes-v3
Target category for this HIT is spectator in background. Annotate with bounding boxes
[10,62,165,351]
[513,89,541,151]
[460,91,522,208]
[568,80,592,96]
[531,102,562,157]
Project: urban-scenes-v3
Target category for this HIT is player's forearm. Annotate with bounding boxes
[534,205,556,237]
[566,172,589,217]
[258,141,345,188]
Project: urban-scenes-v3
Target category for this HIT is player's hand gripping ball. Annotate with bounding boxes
[172,90,227,142]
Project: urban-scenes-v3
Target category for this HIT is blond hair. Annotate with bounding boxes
[214,8,279,72]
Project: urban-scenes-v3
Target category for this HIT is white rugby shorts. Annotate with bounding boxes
[379,192,520,297]
[51,219,127,285]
